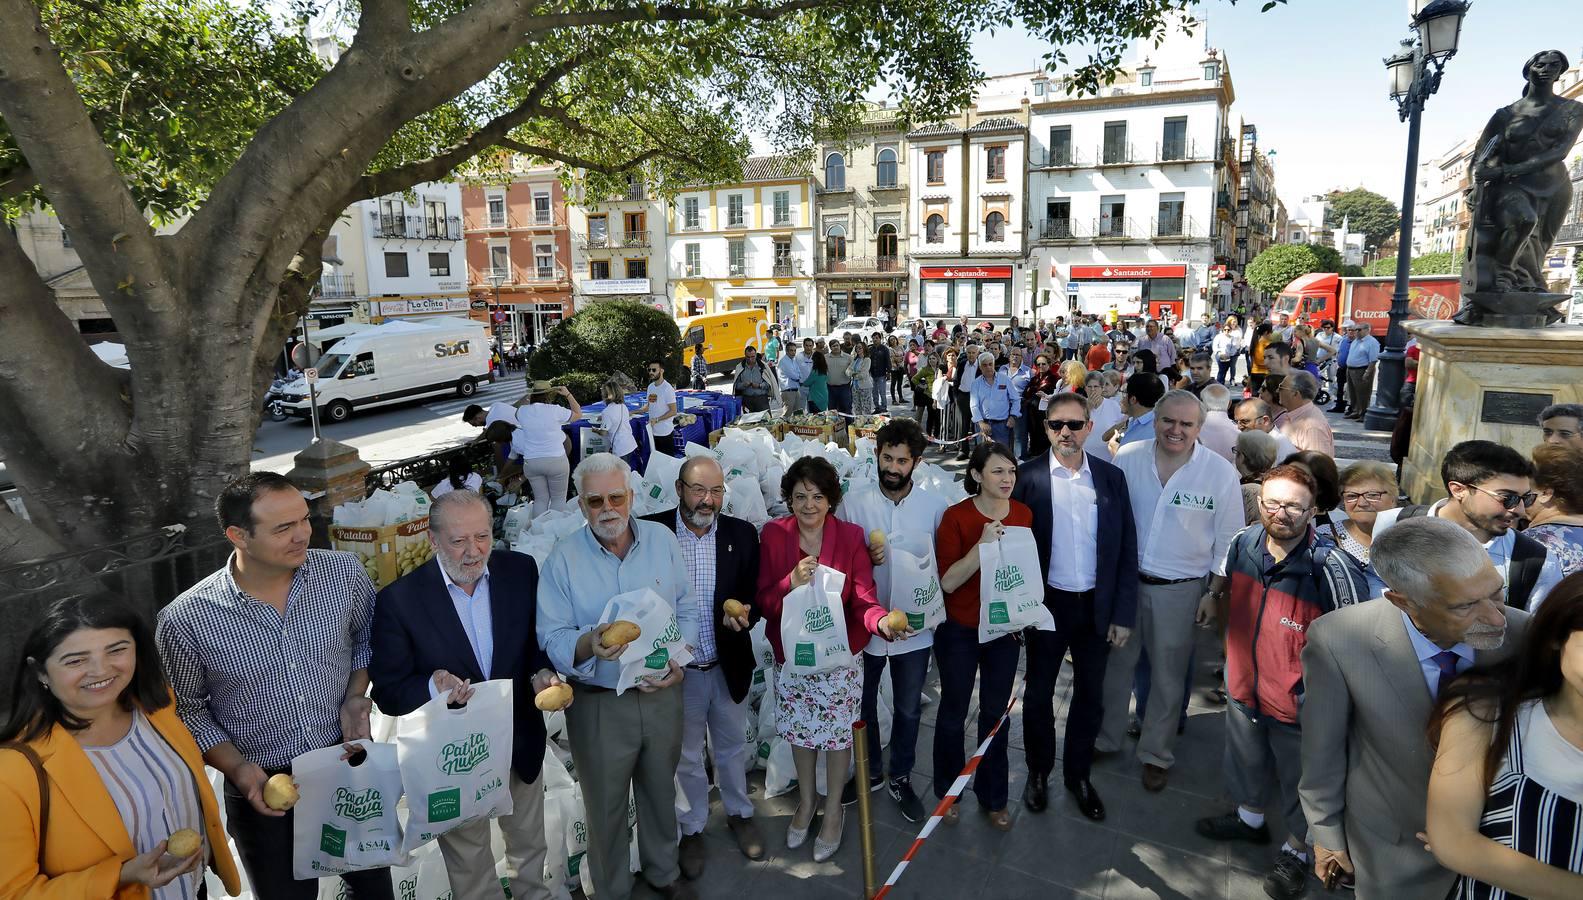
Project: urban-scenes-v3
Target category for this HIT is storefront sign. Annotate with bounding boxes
[378,297,470,316]
[582,278,651,295]
[1074,281,1143,315]
[918,266,1014,280]
[469,299,489,311]
[1068,264,1186,280]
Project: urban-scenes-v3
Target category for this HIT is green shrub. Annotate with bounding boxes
[528,300,684,386]
[551,372,608,404]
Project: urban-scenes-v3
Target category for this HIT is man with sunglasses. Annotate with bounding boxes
[537,454,696,900]
[1371,440,1564,611]
[641,457,765,873]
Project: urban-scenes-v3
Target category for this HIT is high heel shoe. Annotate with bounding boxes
[812,808,845,862]
[786,805,815,850]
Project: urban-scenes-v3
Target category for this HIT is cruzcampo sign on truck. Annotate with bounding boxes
[1273,274,1460,331]
[397,680,517,853]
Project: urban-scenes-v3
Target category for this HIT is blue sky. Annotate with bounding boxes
[966,0,1578,209]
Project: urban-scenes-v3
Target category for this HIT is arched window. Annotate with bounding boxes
[825,223,847,270]
[876,148,898,188]
[824,153,846,191]
[985,212,1005,243]
[926,215,944,244]
[876,223,898,270]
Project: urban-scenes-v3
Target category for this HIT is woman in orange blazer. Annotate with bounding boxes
[0,593,241,899]
[756,455,907,863]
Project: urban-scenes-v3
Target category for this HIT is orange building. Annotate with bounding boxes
[462,164,574,346]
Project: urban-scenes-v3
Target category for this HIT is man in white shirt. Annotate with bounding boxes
[777,343,808,414]
[639,359,680,456]
[835,419,949,822]
[1233,398,1298,461]
[1098,391,1244,792]
[1196,384,1240,464]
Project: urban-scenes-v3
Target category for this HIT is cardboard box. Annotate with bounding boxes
[330,517,434,589]
[707,428,725,447]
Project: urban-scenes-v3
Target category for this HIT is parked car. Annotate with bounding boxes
[819,316,887,346]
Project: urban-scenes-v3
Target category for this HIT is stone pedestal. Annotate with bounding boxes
[287,438,371,548]
[1402,321,1583,504]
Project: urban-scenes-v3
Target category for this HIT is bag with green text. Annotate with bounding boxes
[779,565,854,676]
[396,679,516,853]
[978,526,1055,642]
[291,741,408,880]
[598,588,694,695]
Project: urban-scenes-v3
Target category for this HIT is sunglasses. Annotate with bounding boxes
[1044,418,1087,433]
[581,491,631,511]
[1464,484,1538,510]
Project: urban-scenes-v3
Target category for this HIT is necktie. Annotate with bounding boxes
[1431,649,1460,698]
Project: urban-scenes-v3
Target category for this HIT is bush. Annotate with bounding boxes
[528,300,684,386]
[1245,244,1323,295]
[1363,251,1456,277]
[551,372,608,404]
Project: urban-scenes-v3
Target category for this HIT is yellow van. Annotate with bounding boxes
[678,309,769,374]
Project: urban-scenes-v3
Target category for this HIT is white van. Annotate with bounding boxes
[279,318,493,422]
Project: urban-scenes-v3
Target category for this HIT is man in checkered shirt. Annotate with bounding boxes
[156,472,391,900]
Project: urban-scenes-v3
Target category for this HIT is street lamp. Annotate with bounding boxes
[1364,0,1469,432]
[487,268,508,345]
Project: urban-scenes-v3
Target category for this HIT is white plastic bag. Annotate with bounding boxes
[722,476,769,529]
[397,680,516,852]
[292,742,408,879]
[597,588,694,694]
[978,527,1055,642]
[639,450,684,509]
[778,565,853,676]
[887,532,945,632]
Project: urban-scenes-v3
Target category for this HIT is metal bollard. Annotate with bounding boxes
[852,720,877,899]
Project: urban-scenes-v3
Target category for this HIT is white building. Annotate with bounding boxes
[1284,194,1330,246]
[568,174,669,313]
[1415,137,1475,257]
[907,113,1029,326]
[354,181,470,323]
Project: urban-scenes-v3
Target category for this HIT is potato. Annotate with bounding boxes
[723,599,749,619]
[166,828,202,858]
[869,529,887,548]
[601,620,642,647]
[884,609,909,634]
[263,773,299,811]
[534,683,573,711]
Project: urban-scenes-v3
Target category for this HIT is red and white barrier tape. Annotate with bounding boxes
[869,675,1025,900]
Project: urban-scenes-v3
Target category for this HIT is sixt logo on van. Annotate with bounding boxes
[434,340,472,358]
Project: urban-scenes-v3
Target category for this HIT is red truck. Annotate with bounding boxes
[1272,273,1460,332]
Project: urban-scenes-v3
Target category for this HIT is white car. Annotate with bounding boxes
[820,316,887,346]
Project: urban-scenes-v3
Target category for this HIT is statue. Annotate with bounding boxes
[1455,49,1583,327]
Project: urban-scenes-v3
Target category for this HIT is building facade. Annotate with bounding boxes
[1022,39,1235,325]
[1236,123,1276,272]
[461,164,574,346]
[359,182,469,325]
[1415,137,1474,258]
[568,174,669,313]
[665,156,815,331]
[814,104,910,331]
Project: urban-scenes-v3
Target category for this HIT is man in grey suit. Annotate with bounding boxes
[1299,517,1529,899]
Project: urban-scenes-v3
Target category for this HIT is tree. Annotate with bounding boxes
[1307,242,1343,273]
[528,300,684,390]
[1363,251,1457,276]
[0,0,1266,561]
[1324,188,1400,250]
[1245,244,1323,295]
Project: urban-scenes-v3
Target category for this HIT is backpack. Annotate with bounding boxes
[1397,505,1545,609]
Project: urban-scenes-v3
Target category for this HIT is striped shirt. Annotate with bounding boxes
[156,549,376,770]
[674,517,718,665]
[84,711,202,900]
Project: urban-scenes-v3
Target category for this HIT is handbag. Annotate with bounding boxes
[3,743,49,868]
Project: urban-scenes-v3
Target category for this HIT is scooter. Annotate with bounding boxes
[263,377,291,422]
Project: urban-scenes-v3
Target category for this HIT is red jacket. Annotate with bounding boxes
[756,515,886,665]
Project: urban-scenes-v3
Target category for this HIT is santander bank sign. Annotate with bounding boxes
[1068,264,1186,280]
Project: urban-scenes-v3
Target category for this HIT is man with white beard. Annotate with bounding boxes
[538,453,697,900]
[369,489,564,900]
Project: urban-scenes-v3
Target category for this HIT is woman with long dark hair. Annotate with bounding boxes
[805,351,830,413]
[1248,322,1275,396]
[1021,353,1064,460]
[0,593,241,898]
[1426,573,1583,897]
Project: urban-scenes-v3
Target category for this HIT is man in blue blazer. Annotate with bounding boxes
[369,490,563,900]
[1010,390,1138,823]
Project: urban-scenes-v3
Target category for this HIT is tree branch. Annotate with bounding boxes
[359,0,412,44]
[495,140,660,174]
[517,0,828,32]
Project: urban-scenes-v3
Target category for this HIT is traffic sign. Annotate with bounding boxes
[305,367,318,384]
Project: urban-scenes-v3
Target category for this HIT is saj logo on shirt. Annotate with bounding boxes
[1168,491,1216,511]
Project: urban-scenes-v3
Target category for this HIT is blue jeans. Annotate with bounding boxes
[861,647,930,781]
[830,383,853,415]
[985,419,1012,449]
[1011,413,1029,459]
[932,620,1020,811]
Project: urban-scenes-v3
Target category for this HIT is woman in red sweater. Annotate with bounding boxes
[756,456,904,861]
[933,441,1032,830]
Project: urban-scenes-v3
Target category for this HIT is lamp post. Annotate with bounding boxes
[1365,0,1469,430]
[487,268,508,346]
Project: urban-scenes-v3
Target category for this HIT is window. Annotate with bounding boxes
[728,240,746,276]
[985,146,1006,181]
[773,191,791,224]
[727,194,745,227]
[1033,80,1046,96]
[623,211,645,243]
[1044,198,1071,238]
[625,259,647,279]
[682,197,700,229]
[824,153,846,191]
[1048,126,1072,166]
[489,245,510,279]
[1099,195,1126,237]
[1157,192,1185,236]
[1139,69,1153,87]
[925,214,944,244]
[590,260,611,280]
[533,192,552,225]
[876,149,898,188]
[926,150,945,184]
[424,200,448,238]
[773,238,793,276]
[1203,62,1219,81]
[346,352,376,378]
[984,212,1005,243]
[1162,117,1188,161]
[534,244,554,278]
[486,193,506,227]
[587,215,608,246]
[384,251,409,278]
[379,197,404,236]
[1103,121,1128,164]
[428,252,451,277]
[684,243,701,276]
[825,223,847,268]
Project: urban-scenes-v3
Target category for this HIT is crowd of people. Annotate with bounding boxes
[5,311,1583,900]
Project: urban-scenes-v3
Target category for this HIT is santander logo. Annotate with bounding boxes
[1101,268,1114,277]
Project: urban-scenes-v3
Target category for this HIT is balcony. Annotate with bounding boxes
[369,211,416,239]
[465,208,566,230]
[814,255,906,276]
[1030,146,1088,169]
[1096,143,1143,167]
[1571,157,1583,181]
[869,180,905,192]
[618,230,649,248]
[483,264,569,287]
[1156,139,1213,164]
[1151,216,1207,243]
[319,272,357,298]
[624,183,647,201]
[772,261,802,278]
[1032,218,1091,243]
[1555,220,1583,246]
[1093,216,1141,242]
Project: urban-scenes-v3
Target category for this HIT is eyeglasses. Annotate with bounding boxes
[680,482,727,500]
[1465,484,1538,510]
[1341,490,1389,505]
[1259,498,1312,517]
[1044,418,1087,433]
[581,491,630,510]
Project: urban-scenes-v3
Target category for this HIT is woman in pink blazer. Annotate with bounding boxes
[756,455,904,863]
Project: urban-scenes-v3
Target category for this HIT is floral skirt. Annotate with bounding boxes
[775,663,861,750]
